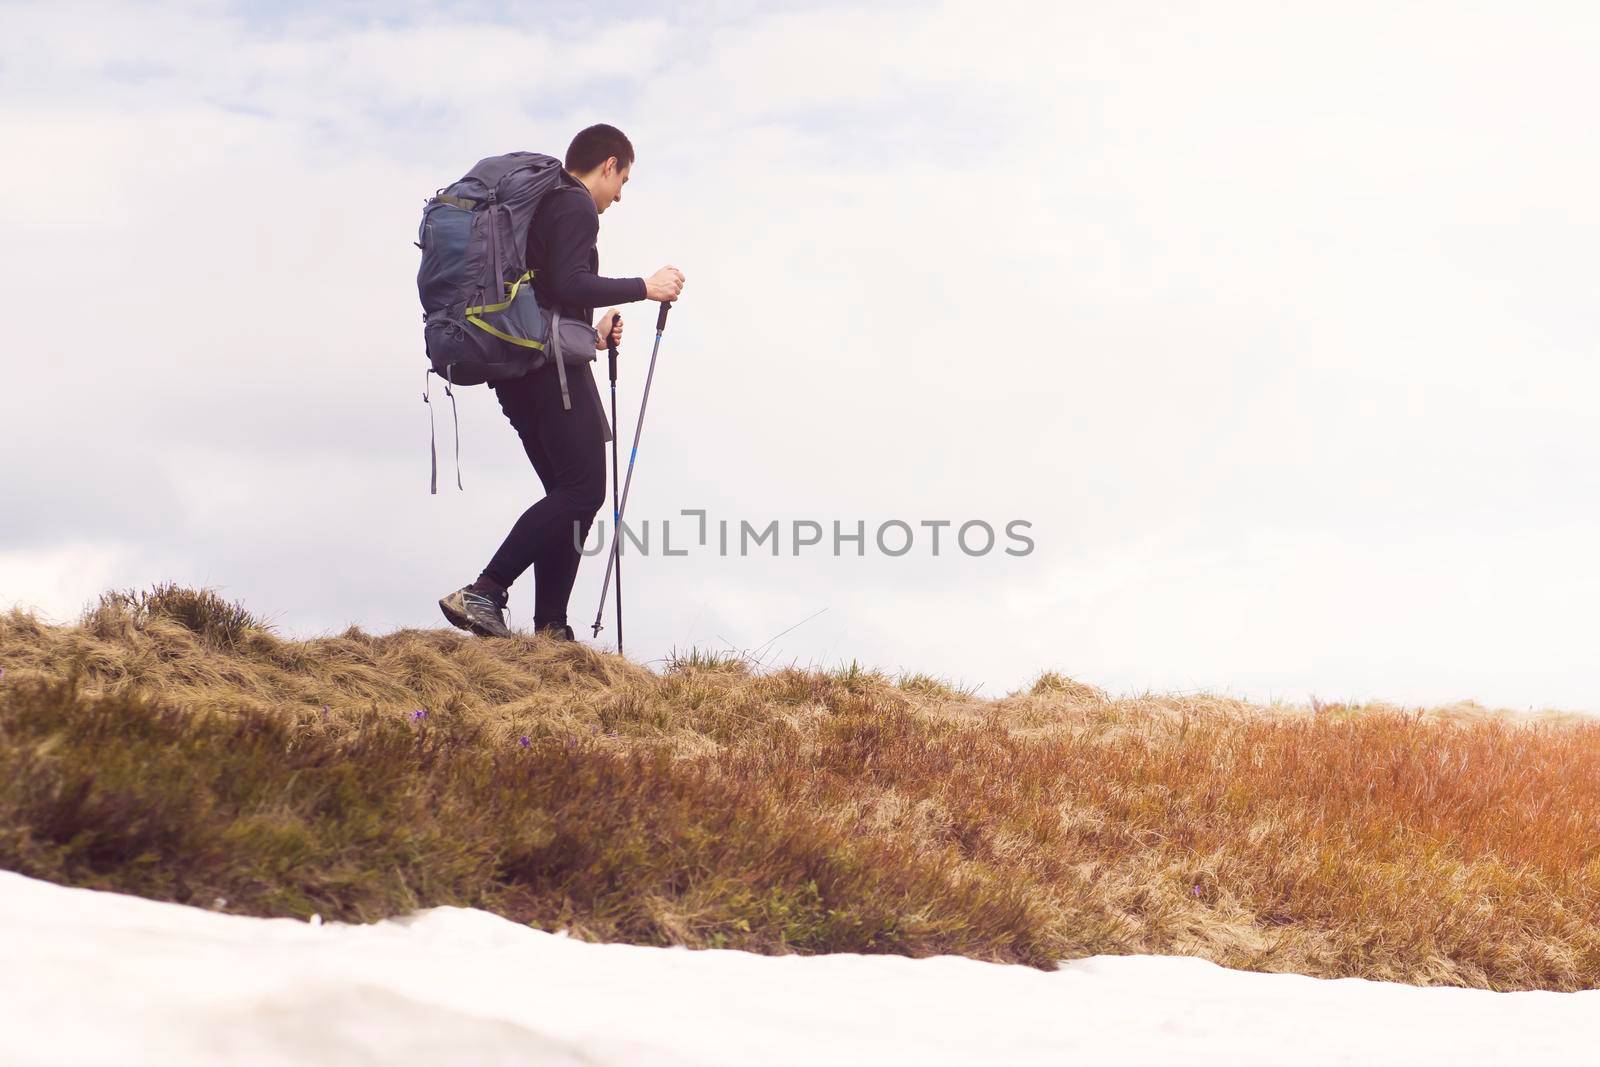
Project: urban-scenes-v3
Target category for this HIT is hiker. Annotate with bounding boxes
[438,124,685,640]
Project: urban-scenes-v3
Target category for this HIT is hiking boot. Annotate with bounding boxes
[439,585,513,639]
[537,623,576,642]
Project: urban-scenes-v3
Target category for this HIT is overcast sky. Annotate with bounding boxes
[3,1,1597,711]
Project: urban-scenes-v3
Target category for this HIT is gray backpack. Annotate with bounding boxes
[416,151,596,493]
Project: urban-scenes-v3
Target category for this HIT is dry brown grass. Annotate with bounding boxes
[2,584,1597,989]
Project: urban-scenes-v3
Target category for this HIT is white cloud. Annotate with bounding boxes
[0,543,138,624]
[3,0,1598,711]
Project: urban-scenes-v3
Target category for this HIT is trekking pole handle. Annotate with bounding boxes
[656,300,672,333]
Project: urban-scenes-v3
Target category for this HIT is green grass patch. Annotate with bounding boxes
[0,672,1052,965]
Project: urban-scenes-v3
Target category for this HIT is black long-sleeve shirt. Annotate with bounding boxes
[528,169,647,326]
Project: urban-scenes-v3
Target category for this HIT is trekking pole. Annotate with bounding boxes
[591,300,674,650]
[604,324,623,652]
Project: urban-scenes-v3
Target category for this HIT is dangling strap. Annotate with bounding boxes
[551,309,572,411]
[446,363,463,490]
[424,368,438,495]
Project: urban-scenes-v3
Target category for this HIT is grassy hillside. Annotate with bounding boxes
[2,583,1597,990]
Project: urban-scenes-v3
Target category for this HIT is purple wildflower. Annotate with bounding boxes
[1192,885,1202,897]
[519,736,531,748]
[412,709,428,721]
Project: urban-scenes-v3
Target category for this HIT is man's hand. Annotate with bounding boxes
[595,309,623,350]
[644,265,686,302]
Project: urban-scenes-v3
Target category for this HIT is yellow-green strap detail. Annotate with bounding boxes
[465,269,537,316]
[467,319,547,350]
[464,269,546,348]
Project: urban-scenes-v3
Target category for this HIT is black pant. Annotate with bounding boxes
[480,359,608,629]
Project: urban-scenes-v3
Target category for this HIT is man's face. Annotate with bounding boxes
[597,160,630,214]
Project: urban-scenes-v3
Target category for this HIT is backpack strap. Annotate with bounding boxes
[425,368,438,495]
[423,366,465,495]
[486,195,501,306]
[551,310,573,411]
[446,363,463,490]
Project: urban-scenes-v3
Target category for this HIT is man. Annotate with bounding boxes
[438,124,685,640]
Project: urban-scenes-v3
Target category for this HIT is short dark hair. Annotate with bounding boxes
[565,124,634,175]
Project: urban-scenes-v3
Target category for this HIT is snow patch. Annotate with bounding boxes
[1,870,1594,1065]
